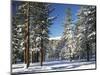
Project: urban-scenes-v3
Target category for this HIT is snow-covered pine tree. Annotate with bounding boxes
[61,8,76,61]
[12,2,25,64]
[12,16,20,64]
[29,3,55,66]
[84,6,96,61]
[75,8,87,60]
[75,5,96,61]
[12,1,32,68]
[12,1,55,67]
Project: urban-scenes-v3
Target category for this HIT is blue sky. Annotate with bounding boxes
[49,3,80,38]
[12,1,80,38]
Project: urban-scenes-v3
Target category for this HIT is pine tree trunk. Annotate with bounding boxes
[87,51,89,61]
[24,49,27,63]
[40,47,43,66]
[40,36,43,66]
[24,2,30,68]
[32,51,33,63]
[87,43,90,61]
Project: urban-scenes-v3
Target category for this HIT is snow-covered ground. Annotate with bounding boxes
[12,60,96,74]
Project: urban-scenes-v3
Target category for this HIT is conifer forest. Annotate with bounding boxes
[11,1,96,74]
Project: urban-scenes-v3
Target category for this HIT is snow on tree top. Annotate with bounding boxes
[88,32,96,38]
[49,36,61,40]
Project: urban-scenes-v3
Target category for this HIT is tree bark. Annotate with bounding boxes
[86,43,90,61]
[40,48,43,66]
[24,2,30,68]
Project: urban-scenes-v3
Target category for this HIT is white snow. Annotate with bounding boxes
[49,36,61,40]
[12,60,96,74]
[48,17,55,20]
[88,32,96,38]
